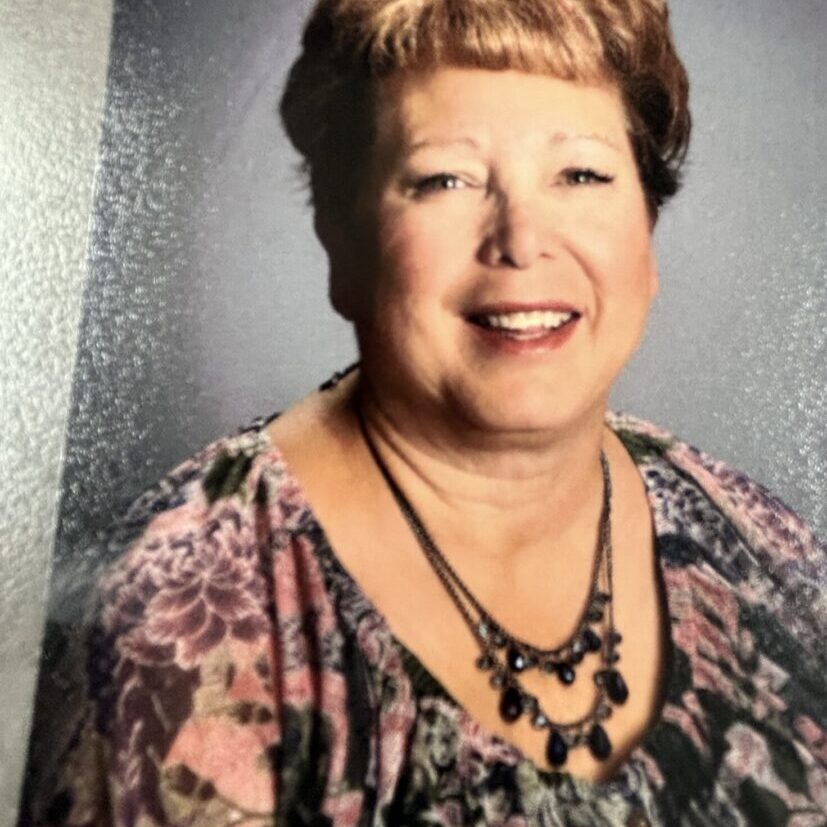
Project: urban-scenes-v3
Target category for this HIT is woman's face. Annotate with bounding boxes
[327,67,658,440]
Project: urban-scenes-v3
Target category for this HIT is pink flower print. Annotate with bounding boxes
[661,702,709,757]
[668,442,819,569]
[795,715,827,766]
[226,639,277,708]
[686,565,741,639]
[457,707,522,768]
[273,533,340,639]
[752,654,791,715]
[165,716,279,813]
[104,502,271,670]
[637,749,666,788]
[724,723,820,814]
[354,611,407,678]
[322,789,364,827]
[724,723,772,781]
[433,799,465,826]
[606,411,676,446]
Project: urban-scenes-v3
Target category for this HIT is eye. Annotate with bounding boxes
[561,168,614,186]
[412,173,467,195]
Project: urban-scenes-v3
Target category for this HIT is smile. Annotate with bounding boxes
[466,305,582,353]
[475,310,577,337]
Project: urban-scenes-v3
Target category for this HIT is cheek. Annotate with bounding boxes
[575,207,654,295]
[373,207,473,303]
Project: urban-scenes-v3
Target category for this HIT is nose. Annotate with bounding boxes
[479,194,553,270]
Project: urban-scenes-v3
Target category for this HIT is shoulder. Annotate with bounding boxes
[23,420,324,825]
[87,412,337,682]
[607,410,823,567]
[609,416,827,815]
[608,411,826,659]
[104,419,305,568]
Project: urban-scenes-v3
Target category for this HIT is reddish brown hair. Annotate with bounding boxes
[280,0,691,222]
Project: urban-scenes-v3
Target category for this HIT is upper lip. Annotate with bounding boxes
[466,301,582,318]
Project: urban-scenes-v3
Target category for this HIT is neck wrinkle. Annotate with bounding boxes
[350,376,609,550]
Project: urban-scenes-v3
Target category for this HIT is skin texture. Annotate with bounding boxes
[326,68,658,458]
[272,68,666,782]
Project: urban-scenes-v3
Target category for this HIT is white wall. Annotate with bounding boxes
[0,0,113,821]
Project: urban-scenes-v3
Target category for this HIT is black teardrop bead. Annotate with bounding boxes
[546,730,568,767]
[499,686,524,723]
[556,662,576,685]
[583,628,602,652]
[569,650,584,665]
[605,669,629,704]
[507,647,529,673]
[588,724,612,761]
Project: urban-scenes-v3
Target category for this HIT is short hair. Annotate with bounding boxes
[280,0,691,223]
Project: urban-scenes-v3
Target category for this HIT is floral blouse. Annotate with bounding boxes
[19,404,827,827]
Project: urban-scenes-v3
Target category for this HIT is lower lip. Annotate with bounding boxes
[469,316,580,354]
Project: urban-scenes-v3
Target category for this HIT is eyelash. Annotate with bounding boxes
[562,168,615,186]
[411,168,614,196]
[412,173,466,195]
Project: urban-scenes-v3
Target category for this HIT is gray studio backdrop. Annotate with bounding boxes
[4,0,825,821]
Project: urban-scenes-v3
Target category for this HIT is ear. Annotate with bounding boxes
[314,211,360,322]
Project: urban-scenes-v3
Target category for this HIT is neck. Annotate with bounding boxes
[349,373,610,562]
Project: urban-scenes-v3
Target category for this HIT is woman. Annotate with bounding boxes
[22,0,825,825]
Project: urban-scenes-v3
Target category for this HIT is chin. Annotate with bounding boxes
[449,384,605,441]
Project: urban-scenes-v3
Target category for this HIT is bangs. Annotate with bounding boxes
[285,0,689,221]
[331,0,610,83]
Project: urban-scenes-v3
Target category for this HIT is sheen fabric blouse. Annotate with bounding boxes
[20,405,827,826]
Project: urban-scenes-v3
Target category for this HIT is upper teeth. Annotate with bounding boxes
[482,310,574,331]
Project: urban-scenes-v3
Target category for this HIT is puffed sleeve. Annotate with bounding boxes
[20,429,284,826]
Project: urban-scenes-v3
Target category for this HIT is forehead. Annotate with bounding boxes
[372,67,630,154]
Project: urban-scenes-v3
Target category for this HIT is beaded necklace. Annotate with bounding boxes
[357,411,629,768]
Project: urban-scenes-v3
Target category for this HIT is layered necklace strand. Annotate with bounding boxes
[357,412,629,768]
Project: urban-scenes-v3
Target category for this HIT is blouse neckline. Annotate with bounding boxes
[252,413,689,799]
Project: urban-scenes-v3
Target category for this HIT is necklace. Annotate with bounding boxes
[357,411,629,769]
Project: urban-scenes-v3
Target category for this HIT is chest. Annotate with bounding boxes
[359,523,666,783]
[268,407,669,783]
[309,477,667,783]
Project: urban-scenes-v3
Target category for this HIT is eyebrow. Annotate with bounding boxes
[548,131,622,151]
[407,136,481,153]
[406,131,622,155]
